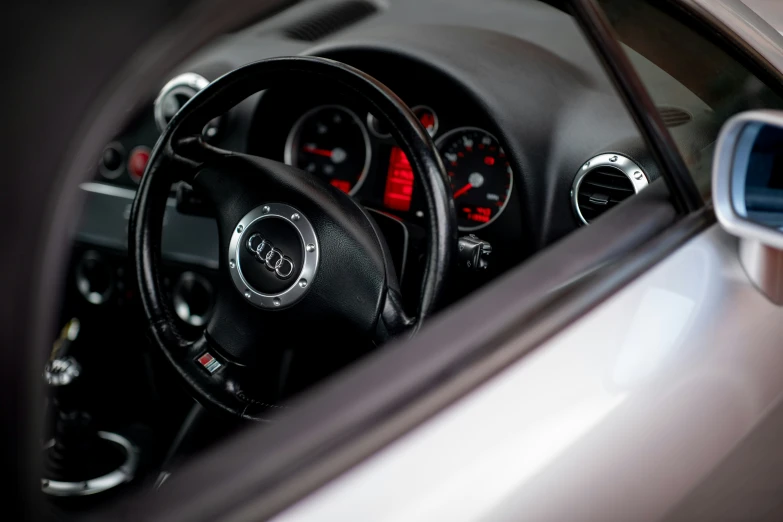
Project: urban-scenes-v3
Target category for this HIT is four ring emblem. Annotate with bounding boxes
[246,234,295,279]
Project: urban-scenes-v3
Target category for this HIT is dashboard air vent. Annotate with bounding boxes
[154,73,222,139]
[658,106,692,128]
[572,154,649,225]
[283,1,378,42]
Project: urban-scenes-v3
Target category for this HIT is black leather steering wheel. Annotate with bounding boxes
[129,56,456,420]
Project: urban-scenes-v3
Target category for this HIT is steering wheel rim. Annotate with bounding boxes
[129,56,456,419]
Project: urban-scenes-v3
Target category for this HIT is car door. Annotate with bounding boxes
[114,2,783,521]
[6,0,783,521]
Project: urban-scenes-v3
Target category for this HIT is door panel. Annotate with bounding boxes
[275,225,783,522]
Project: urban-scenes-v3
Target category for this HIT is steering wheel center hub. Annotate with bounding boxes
[228,203,319,309]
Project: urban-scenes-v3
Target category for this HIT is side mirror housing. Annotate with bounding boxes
[714,110,783,303]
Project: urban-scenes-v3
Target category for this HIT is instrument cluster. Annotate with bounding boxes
[252,95,518,233]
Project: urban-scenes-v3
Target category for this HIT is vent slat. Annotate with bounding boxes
[658,106,693,128]
[579,194,624,206]
[283,1,378,42]
[579,195,625,206]
[576,163,637,224]
[589,169,628,180]
[582,180,634,192]
[579,187,632,201]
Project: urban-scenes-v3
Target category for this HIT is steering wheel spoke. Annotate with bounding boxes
[376,286,415,341]
[178,333,282,420]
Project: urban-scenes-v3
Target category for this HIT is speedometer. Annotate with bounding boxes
[436,127,513,231]
[284,105,371,195]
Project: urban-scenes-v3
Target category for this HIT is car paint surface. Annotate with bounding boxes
[273,225,783,521]
[743,0,783,35]
[686,0,783,75]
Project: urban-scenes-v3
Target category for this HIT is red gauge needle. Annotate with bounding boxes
[452,183,473,198]
[303,146,333,158]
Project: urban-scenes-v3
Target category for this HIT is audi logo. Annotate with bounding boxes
[246,234,295,280]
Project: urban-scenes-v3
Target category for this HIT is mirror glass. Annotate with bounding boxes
[732,122,783,229]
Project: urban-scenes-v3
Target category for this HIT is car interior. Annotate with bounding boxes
[38,0,783,516]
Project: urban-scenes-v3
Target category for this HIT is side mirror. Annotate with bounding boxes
[714,110,783,303]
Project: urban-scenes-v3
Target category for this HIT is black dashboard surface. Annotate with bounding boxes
[76,0,718,297]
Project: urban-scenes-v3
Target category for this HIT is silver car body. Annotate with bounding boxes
[272,2,783,520]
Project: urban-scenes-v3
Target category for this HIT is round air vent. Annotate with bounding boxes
[658,106,692,128]
[572,153,649,225]
[153,73,220,138]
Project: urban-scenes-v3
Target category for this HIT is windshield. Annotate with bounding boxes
[599,0,783,192]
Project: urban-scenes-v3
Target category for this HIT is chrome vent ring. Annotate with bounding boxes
[572,153,649,225]
[154,72,221,139]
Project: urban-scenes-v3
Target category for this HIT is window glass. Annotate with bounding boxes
[600,0,783,193]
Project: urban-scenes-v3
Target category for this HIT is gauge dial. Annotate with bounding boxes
[437,127,513,231]
[412,105,438,137]
[284,105,371,195]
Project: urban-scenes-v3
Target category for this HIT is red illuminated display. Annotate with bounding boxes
[419,112,435,131]
[383,147,414,211]
[462,206,492,224]
[330,179,352,193]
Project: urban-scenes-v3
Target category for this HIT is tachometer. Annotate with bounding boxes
[436,127,513,231]
[284,105,371,195]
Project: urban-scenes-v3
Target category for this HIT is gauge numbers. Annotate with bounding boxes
[437,127,513,231]
[284,105,371,195]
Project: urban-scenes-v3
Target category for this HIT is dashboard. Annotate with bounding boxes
[72,0,722,320]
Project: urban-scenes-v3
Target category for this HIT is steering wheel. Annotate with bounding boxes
[129,56,456,420]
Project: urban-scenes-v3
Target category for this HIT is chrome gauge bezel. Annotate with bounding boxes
[436,126,514,232]
[367,112,391,139]
[284,104,372,196]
